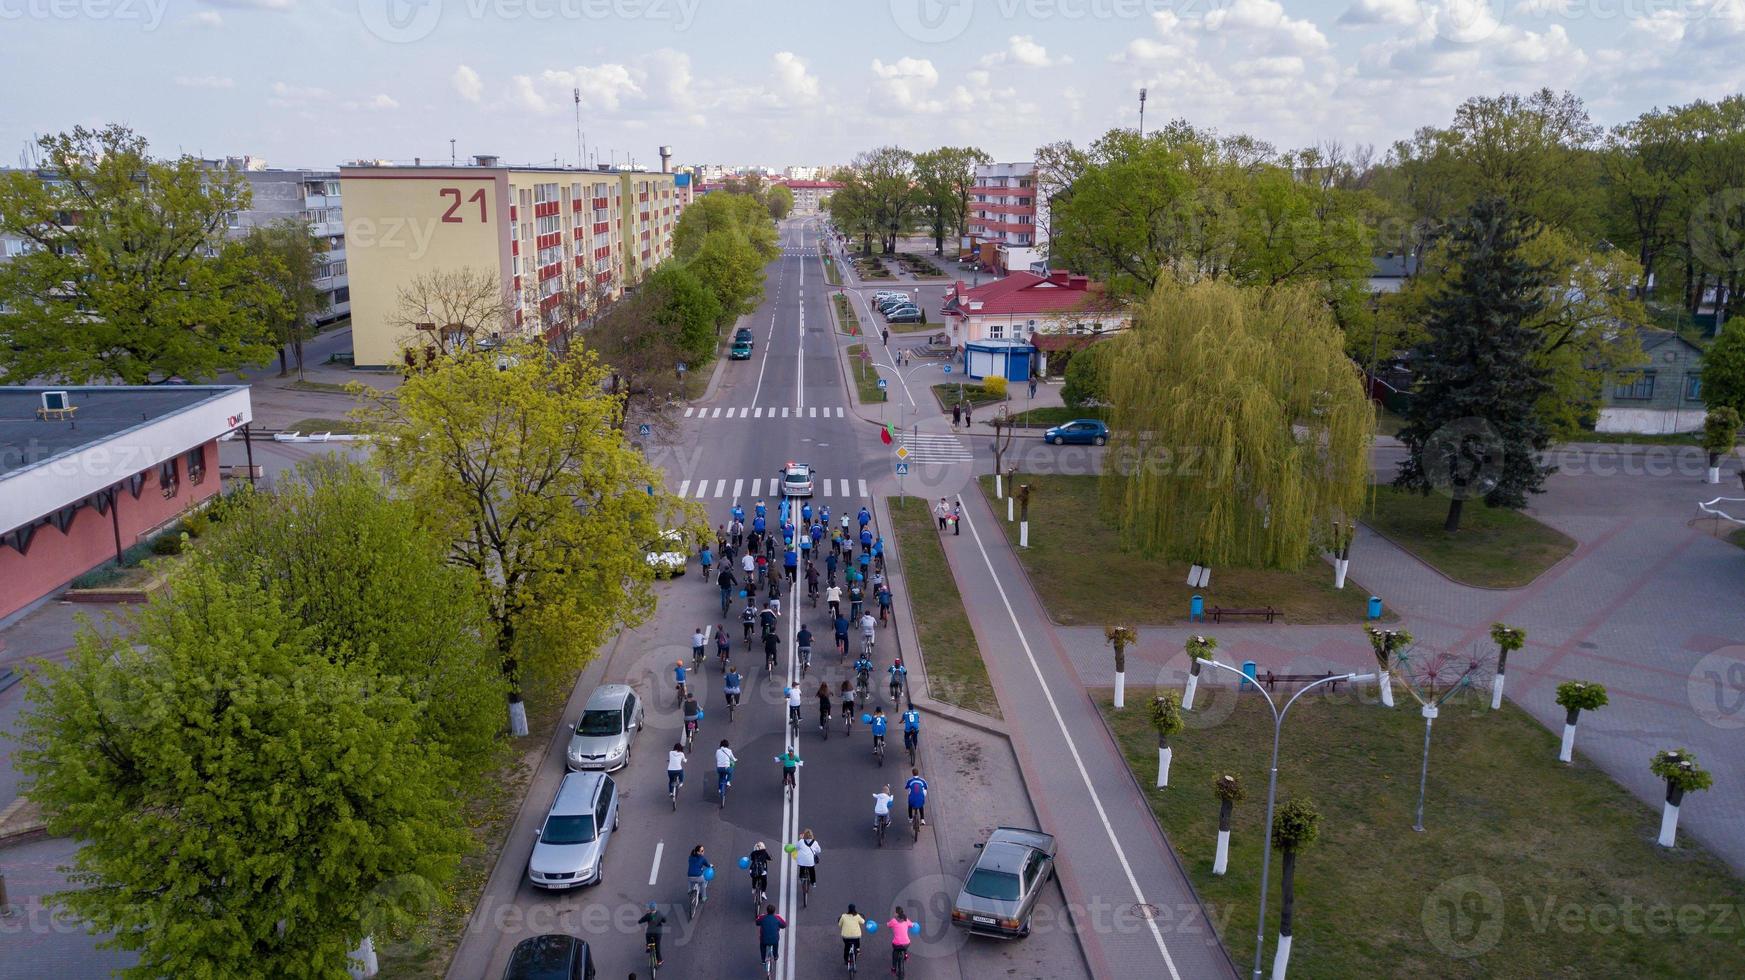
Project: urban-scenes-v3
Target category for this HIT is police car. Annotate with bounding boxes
[781,462,814,497]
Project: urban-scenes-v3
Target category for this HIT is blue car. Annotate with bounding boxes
[1043,419,1108,446]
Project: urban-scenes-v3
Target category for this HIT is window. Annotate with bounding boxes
[1686,374,1702,401]
[324,180,341,197]
[988,324,1004,339]
[519,189,531,209]
[333,286,350,303]
[159,458,180,498]
[534,182,558,203]
[186,446,206,485]
[1614,371,1656,401]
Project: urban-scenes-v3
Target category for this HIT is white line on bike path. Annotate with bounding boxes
[957,493,1185,980]
[648,841,664,886]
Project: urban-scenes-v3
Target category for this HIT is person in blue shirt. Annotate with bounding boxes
[887,659,907,700]
[699,543,713,579]
[782,520,795,545]
[801,501,813,523]
[810,521,825,549]
[755,499,767,520]
[752,514,767,537]
[835,615,852,657]
[853,655,874,693]
[877,584,893,624]
[824,550,839,584]
[783,547,799,582]
[732,502,745,524]
[857,506,871,530]
[756,904,787,965]
[673,661,688,702]
[902,706,921,755]
[871,535,885,570]
[723,665,743,711]
[859,527,874,554]
[819,504,831,527]
[687,844,714,903]
[905,770,928,825]
[869,706,888,751]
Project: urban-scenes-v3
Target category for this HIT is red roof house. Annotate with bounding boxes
[939,271,1129,344]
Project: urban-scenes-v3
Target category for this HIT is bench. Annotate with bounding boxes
[1211,605,1276,623]
[1257,670,1342,693]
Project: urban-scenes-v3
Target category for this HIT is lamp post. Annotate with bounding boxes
[1190,657,1376,980]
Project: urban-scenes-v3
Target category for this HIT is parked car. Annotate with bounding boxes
[730,339,754,360]
[873,290,910,305]
[503,934,596,980]
[733,327,755,348]
[876,296,913,313]
[566,684,644,772]
[781,461,814,497]
[886,309,925,325]
[528,771,619,890]
[644,529,686,578]
[950,827,1057,938]
[883,305,921,319]
[1043,419,1108,446]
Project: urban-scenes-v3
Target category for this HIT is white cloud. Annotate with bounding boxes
[175,74,233,89]
[358,93,399,110]
[509,75,550,113]
[870,57,944,113]
[771,52,820,103]
[1204,0,1331,55]
[267,81,330,108]
[452,65,483,104]
[1338,0,1419,27]
[187,10,222,26]
[979,35,1071,68]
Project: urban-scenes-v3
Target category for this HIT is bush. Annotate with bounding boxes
[983,375,1008,399]
[182,510,211,539]
[119,541,154,567]
[1062,343,1110,409]
[151,534,183,556]
[71,565,124,589]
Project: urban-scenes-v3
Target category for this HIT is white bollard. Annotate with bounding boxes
[1708,466,1721,485]
[1658,801,1681,847]
[1019,520,1029,548]
[1490,673,1506,711]
[1156,745,1172,788]
[1213,830,1230,875]
[1113,671,1126,709]
[1183,669,1200,711]
[995,473,1004,498]
[1271,934,1293,980]
[1559,722,1577,763]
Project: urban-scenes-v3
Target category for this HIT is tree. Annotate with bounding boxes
[1603,105,1700,295]
[764,183,794,221]
[1366,627,1413,709]
[826,173,882,256]
[0,124,277,382]
[1269,797,1322,980]
[673,192,777,263]
[1149,691,1184,788]
[362,341,699,735]
[854,146,918,254]
[198,461,505,774]
[1650,749,1713,848]
[1105,625,1136,708]
[1211,774,1245,876]
[1488,622,1526,710]
[912,146,990,255]
[543,256,615,355]
[644,262,724,365]
[390,266,513,367]
[581,274,712,437]
[1061,339,1113,409]
[1703,405,1742,484]
[1393,197,1556,532]
[1702,319,1745,417]
[689,228,766,331]
[1554,680,1609,764]
[1180,634,1218,710]
[1102,281,1372,572]
[16,562,465,979]
[238,219,326,379]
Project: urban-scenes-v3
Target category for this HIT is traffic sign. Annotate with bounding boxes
[896,462,910,476]
[943,365,953,375]
[877,378,888,390]
[638,423,651,437]
[895,446,910,460]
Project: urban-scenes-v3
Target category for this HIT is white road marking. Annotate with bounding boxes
[732,479,743,501]
[857,479,869,498]
[678,480,690,497]
[649,841,664,886]
[781,407,789,418]
[755,407,763,418]
[713,479,726,497]
[809,407,817,418]
[958,499,1185,980]
[684,407,694,418]
[695,482,709,499]
[712,408,722,419]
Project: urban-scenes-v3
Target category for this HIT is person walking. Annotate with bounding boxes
[934,497,950,532]
[1028,375,1038,399]
[951,402,961,429]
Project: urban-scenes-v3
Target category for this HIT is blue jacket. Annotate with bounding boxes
[687,853,713,878]
[906,776,928,806]
[902,710,920,731]
[757,912,787,945]
[870,715,888,736]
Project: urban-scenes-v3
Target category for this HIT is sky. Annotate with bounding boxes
[1,0,1743,171]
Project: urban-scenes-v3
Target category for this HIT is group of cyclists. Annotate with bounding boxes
[639,498,934,975]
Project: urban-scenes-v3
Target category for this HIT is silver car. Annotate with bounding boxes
[566,685,644,772]
[950,827,1058,938]
[528,771,618,890]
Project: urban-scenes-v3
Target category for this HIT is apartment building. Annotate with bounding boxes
[224,163,352,322]
[965,161,1049,273]
[340,156,676,368]
[780,179,841,216]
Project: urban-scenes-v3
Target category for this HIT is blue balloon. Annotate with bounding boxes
[696,709,704,720]
[908,922,920,936]
[739,590,748,597]
[738,856,751,869]
[864,921,877,933]
[703,866,716,881]
[861,713,873,723]
[784,687,792,696]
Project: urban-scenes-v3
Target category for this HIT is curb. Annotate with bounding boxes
[0,797,48,851]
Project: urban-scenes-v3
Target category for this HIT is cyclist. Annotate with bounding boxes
[853,654,874,696]
[859,526,874,558]
[862,612,878,655]
[841,513,852,536]
[715,739,737,789]
[764,534,777,562]
[826,584,843,620]
[723,665,743,713]
[781,520,795,547]
[755,498,767,521]
[792,829,821,889]
[767,585,782,619]
[825,549,839,585]
[741,550,756,580]
[754,552,769,586]
[763,629,780,673]
[699,543,713,581]
[838,904,867,968]
[857,547,872,580]
[870,706,888,753]
[835,613,852,658]
[877,584,893,625]
[691,627,707,668]
[759,602,777,637]
[741,601,757,645]
[746,841,773,899]
[752,513,767,539]
[886,907,915,974]
[682,690,702,745]
[886,658,906,701]
[717,566,738,615]
[872,784,894,833]
[849,583,865,622]
[798,532,812,563]
[666,742,687,796]
[816,681,833,731]
[731,501,746,526]
[902,706,921,756]
[857,505,871,532]
[673,661,688,702]
[686,844,714,904]
[638,901,667,967]
[715,624,731,667]
[796,624,813,671]
[805,562,820,604]
[819,504,831,529]
[775,748,803,789]
[756,904,787,969]
[785,685,803,729]
[871,535,885,570]
[905,770,928,826]
[810,521,825,551]
[801,500,813,524]
[841,681,857,731]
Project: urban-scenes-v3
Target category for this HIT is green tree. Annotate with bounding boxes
[1603,104,1700,295]
[1060,339,1113,409]
[644,262,724,364]
[854,146,918,254]
[199,461,505,774]
[1702,405,1741,479]
[1702,318,1745,416]
[673,192,776,263]
[1394,198,1555,531]
[689,228,766,331]
[764,183,794,221]
[1269,797,1323,977]
[913,146,990,255]
[1102,281,1372,570]
[16,562,464,979]
[0,125,277,382]
[362,341,698,735]
[239,218,326,379]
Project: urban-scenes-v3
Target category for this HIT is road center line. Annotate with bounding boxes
[648,841,664,886]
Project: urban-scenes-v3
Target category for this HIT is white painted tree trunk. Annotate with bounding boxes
[1708,466,1721,485]
[1188,563,1203,586]
[348,936,379,978]
[1156,745,1172,788]
[1213,830,1230,875]
[1658,801,1681,847]
[1006,496,1014,521]
[1113,671,1126,708]
[1559,722,1577,763]
[509,698,530,737]
[1490,673,1506,711]
[995,473,1004,498]
[1019,520,1029,548]
[1333,558,1348,590]
[1378,672,1395,708]
[1182,670,1200,711]
[1271,934,1293,980]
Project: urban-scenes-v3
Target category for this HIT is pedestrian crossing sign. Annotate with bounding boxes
[895,446,910,460]
[896,462,910,476]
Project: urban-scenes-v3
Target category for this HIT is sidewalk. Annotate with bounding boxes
[930,487,1237,979]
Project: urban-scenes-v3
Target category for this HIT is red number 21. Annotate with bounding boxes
[439,188,487,223]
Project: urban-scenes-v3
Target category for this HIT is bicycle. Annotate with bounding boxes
[818,709,830,741]
[911,807,922,841]
[718,767,733,809]
[765,648,778,675]
[846,939,859,977]
[693,646,706,674]
[751,883,767,919]
[905,730,918,768]
[888,675,904,705]
[687,878,703,920]
[788,707,801,739]
[668,777,679,812]
[862,633,875,659]
[874,812,889,848]
[799,646,812,678]
[683,719,698,753]
[725,691,739,722]
[646,939,661,979]
[844,709,855,737]
[800,871,811,908]
[873,736,885,767]
[762,944,778,979]
[893,945,910,979]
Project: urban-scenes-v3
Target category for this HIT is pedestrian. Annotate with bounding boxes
[965,402,974,426]
[951,403,961,429]
[1028,376,1038,399]
[882,328,890,346]
[951,500,962,536]
[934,497,949,532]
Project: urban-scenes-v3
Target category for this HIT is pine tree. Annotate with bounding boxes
[1395,197,1556,531]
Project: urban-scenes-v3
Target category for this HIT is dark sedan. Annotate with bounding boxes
[1043,419,1108,446]
[503,934,595,979]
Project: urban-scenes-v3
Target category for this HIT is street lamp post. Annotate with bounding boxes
[1190,657,1376,980]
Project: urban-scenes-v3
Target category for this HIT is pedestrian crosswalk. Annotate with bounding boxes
[899,432,973,462]
[683,406,847,419]
[675,477,872,501]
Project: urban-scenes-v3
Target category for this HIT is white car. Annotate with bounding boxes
[781,462,814,497]
[644,530,686,578]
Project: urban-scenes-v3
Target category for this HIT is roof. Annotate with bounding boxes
[780,180,843,189]
[1638,328,1705,356]
[941,271,1124,318]
[1370,254,1419,279]
[0,386,241,479]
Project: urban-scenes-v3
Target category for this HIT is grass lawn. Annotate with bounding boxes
[283,378,352,394]
[1729,527,1745,550]
[834,292,861,336]
[846,344,884,404]
[887,497,1001,718]
[1098,690,1745,979]
[977,475,1375,625]
[1005,406,1106,428]
[1364,485,1576,589]
[930,382,1007,411]
[285,417,371,435]
[888,319,934,334]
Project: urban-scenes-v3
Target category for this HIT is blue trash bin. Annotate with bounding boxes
[1367,596,1383,620]
[1190,594,1205,622]
[1240,660,1257,691]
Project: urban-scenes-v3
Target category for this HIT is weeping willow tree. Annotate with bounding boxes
[1102,281,1372,570]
